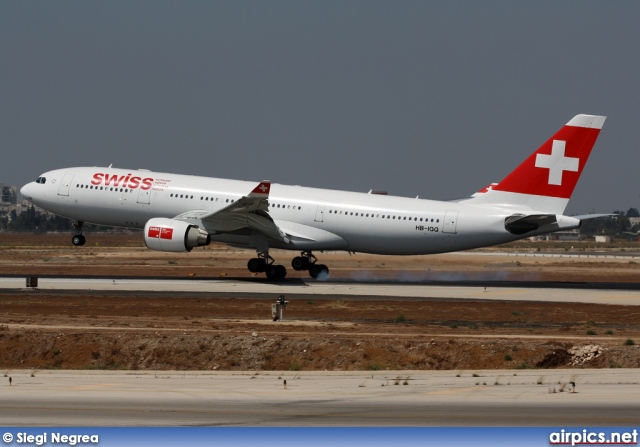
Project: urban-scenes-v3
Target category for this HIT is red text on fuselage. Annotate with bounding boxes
[91,173,154,190]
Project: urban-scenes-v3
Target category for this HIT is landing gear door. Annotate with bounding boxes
[443,210,459,234]
[314,205,325,222]
[137,188,151,204]
[57,173,75,196]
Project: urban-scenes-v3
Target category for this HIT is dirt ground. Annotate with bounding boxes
[1,232,640,372]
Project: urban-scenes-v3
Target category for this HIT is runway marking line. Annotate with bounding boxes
[480,289,526,295]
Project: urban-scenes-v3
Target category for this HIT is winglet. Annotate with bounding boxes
[249,181,271,198]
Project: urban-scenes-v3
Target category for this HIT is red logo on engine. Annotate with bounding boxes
[148,226,173,240]
[148,226,161,238]
[91,173,154,190]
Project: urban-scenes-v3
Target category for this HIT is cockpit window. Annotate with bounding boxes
[36,177,47,184]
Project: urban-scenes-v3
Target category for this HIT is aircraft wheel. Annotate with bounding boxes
[247,258,264,273]
[291,256,309,271]
[309,264,329,279]
[266,265,286,280]
[72,235,86,246]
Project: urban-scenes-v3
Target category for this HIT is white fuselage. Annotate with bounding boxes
[20,167,577,255]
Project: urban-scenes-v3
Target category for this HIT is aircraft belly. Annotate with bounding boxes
[275,221,349,250]
[338,213,513,255]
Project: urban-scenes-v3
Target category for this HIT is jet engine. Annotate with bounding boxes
[144,218,210,252]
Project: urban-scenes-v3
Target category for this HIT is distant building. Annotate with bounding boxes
[595,235,611,243]
[0,183,17,205]
[530,229,581,241]
[0,182,23,220]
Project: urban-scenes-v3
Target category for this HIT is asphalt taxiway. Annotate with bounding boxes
[1,369,638,426]
[1,276,640,305]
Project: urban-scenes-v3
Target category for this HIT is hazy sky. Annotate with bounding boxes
[2,2,638,214]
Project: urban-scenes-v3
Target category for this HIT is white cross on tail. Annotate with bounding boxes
[534,140,579,185]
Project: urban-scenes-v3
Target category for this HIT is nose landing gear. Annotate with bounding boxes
[71,221,86,246]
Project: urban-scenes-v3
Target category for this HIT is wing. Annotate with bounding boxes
[173,181,290,243]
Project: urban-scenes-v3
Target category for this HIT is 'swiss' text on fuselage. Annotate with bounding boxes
[91,173,154,190]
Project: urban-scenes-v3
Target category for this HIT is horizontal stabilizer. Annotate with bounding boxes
[504,214,557,235]
[572,213,614,220]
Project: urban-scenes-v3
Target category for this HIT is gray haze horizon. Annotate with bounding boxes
[2,2,639,215]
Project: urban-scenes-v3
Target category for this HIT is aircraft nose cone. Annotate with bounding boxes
[20,183,31,198]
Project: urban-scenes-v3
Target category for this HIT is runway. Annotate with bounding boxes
[1,276,640,305]
[1,369,638,426]
[1,276,639,426]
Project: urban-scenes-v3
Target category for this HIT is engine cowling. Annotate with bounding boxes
[144,218,211,252]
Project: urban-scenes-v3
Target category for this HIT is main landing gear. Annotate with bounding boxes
[71,221,86,246]
[291,251,329,279]
[247,251,287,280]
[247,250,329,280]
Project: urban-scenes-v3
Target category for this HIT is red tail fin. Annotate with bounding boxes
[462,114,606,214]
[495,115,605,199]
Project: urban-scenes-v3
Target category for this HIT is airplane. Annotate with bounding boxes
[20,114,606,280]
